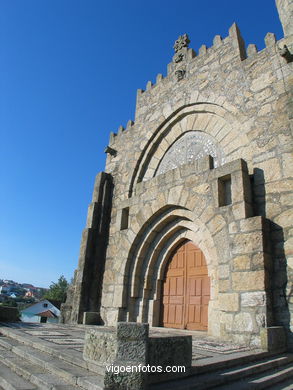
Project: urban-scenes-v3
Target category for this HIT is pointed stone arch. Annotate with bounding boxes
[128,102,251,197]
[121,204,219,333]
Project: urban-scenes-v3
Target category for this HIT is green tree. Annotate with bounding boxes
[1,299,17,307]
[44,275,68,303]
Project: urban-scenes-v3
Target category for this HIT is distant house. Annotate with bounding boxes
[24,290,35,298]
[21,283,35,290]
[0,285,9,294]
[21,299,60,324]
[0,284,17,295]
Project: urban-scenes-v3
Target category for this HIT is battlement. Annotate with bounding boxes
[105,0,293,160]
[106,20,291,150]
[108,118,135,145]
[135,25,283,101]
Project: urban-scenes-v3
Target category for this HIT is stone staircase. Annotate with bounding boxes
[0,328,104,390]
[149,353,293,389]
[0,324,292,390]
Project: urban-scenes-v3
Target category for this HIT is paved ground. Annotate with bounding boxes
[1,322,292,389]
[0,322,254,365]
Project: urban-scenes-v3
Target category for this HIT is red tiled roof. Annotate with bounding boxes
[36,310,57,318]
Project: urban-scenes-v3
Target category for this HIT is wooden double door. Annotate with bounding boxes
[162,241,210,331]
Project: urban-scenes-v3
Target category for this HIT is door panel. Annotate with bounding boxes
[162,245,185,329]
[162,241,210,331]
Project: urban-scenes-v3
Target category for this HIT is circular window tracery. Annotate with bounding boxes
[155,131,225,176]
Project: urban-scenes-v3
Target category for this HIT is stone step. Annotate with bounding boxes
[268,377,293,390]
[0,336,104,390]
[249,365,293,389]
[149,354,293,389]
[0,327,105,375]
[214,364,293,389]
[0,360,37,390]
[191,350,273,375]
[1,348,82,390]
[214,355,293,384]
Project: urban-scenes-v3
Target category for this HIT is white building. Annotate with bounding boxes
[21,299,60,323]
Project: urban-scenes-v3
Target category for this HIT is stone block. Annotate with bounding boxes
[260,326,287,352]
[116,322,149,363]
[231,232,264,254]
[231,171,247,203]
[251,252,267,271]
[257,158,282,183]
[233,312,254,332]
[276,0,293,36]
[232,202,249,220]
[247,44,257,57]
[102,323,192,389]
[218,264,230,279]
[197,155,213,172]
[208,214,226,235]
[232,271,265,291]
[281,152,293,178]
[104,365,146,390]
[219,311,234,333]
[83,329,117,365]
[274,209,293,228]
[218,293,239,312]
[229,221,238,234]
[240,216,264,233]
[233,255,251,270]
[148,335,192,369]
[218,279,230,292]
[241,292,266,307]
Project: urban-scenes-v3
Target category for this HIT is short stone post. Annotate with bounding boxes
[104,322,149,390]
[260,326,287,353]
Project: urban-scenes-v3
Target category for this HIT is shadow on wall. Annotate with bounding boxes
[270,221,292,350]
[252,167,292,350]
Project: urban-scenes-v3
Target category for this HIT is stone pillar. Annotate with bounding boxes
[260,326,287,352]
[104,323,149,390]
[228,217,273,347]
[61,171,113,324]
[83,322,192,387]
[276,0,293,37]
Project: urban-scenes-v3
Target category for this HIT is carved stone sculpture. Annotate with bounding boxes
[173,33,190,52]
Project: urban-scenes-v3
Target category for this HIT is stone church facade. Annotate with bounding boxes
[61,0,293,350]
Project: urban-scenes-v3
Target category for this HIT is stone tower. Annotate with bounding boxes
[61,0,293,350]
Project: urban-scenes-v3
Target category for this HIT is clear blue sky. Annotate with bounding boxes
[0,0,283,288]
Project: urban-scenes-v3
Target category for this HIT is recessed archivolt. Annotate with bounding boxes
[124,207,192,298]
[131,219,194,297]
[122,205,218,321]
[128,102,250,196]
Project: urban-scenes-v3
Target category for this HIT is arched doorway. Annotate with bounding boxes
[161,241,210,331]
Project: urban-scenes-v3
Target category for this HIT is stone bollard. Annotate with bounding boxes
[104,322,149,390]
[260,326,287,353]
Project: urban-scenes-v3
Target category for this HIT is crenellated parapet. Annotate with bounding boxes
[134,23,291,115]
[106,19,292,155]
[134,23,246,101]
[108,118,135,146]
